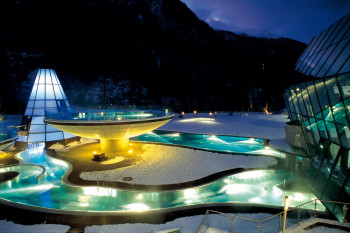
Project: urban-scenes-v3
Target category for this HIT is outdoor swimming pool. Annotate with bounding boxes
[0,137,321,214]
[132,130,285,158]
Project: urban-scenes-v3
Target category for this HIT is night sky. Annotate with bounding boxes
[181,0,350,43]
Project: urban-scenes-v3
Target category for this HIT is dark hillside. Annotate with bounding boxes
[0,0,306,113]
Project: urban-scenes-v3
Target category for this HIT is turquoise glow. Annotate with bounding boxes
[131,131,285,158]
[0,139,320,214]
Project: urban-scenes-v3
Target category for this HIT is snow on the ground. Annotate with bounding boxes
[86,212,347,233]
[80,144,277,185]
[159,112,288,140]
[48,137,98,151]
[85,213,271,233]
[0,220,70,233]
[287,217,350,233]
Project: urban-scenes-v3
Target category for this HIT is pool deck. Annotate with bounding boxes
[269,138,308,157]
[46,144,253,191]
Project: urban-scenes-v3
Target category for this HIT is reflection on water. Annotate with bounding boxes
[131,131,285,158]
[0,147,321,213]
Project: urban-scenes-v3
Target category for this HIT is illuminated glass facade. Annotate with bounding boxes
[295,13,350,78]
[19,69,75,143]
[285,14,350,221]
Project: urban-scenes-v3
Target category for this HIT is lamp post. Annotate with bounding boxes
[283,196,289,233]
[209,112,212,121]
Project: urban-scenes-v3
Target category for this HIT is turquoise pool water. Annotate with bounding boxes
[45,109,172,122]
[0,145,320,214]
[131,131,285,158]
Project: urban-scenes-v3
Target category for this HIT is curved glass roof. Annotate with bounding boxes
[295,13,350,78]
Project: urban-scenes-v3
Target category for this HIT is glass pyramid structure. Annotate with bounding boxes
[19,69,76,143]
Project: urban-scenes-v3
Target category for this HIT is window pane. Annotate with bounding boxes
[33,108,44,116]
[339,57,350,74]
[28,133,45,142]
[321,147,342,213]
[46,100,57,108]
[46,132,64,141]
[306,50,326,76]
[307,83,321,114]
[54,85,63,99]
[46,84,55,99]
[338,75,350,99]
[326,16,348,47]
[337,124,350,149]
[26,100,34,108]
[317,22,338,52]
[45,69,52,84]
[63,132,76,139]
[29,84,38,100]
[311,44,337,77]
[332,16,350,45]
[39,70,45,84]
[34,100,45,108]
[24,108,33,116]
[317,39,348,77]
[317,119,329,139]
[315,81,330,110]
[325,122,339,144]
[326,41,350,76]
[46,124,60,133]
[332,102,348,125]
[310,29,328,54]
[36,84,45,99]
[51,70,59,85]
[59,85,67,99]
[31,116,44,124]
[29,124,45,133]
[325,78,342,106]
[323,107,334,122]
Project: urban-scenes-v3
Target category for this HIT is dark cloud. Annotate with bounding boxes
[181,0,350,43]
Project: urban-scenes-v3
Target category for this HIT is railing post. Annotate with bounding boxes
[283,196,289,233]
[230,217,233,233]
[343,205,348,223]
[206,210,209,229]
[279,214,282,232]
[314,199,317,218]
[298,207,301,225]
[258,223,261,233]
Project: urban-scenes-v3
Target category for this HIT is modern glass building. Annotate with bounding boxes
[17,69,76,147]
[284,13,350,221]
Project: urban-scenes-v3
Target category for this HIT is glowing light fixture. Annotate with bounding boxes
[184,189,198,198]
[125,203,150,211]
[237,170,266,180]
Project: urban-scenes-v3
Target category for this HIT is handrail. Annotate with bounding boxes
[196,199,350,233]
[207,209,260,222]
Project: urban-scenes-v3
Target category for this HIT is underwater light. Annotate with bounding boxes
[237,170,266,180]
[82,187,117,197]
[221,184,250,194]
[125,203,150,211]
[184,189,198,198]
